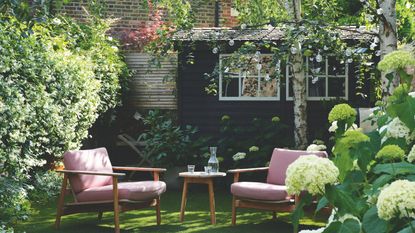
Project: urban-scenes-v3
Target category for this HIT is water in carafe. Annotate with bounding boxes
[208,146,219,173]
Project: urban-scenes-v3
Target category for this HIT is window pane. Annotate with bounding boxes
[328,58,346,76]
[328,77,346,97]
[242,76,258,97]
[222,75,239,97]
[260,78,278,97]
[288,76,293,98]
[308,76,326,97]
[308,59,325,76]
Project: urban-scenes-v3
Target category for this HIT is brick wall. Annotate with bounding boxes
[61,0,239,38]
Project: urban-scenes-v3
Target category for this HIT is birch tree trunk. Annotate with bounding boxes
[379,0,398,95]
[289,0,308,149]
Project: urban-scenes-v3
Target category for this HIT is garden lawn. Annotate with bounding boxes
[16,190,324,233]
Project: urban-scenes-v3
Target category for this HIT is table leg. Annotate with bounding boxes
[207,178,216,224]
[179,178,188,222]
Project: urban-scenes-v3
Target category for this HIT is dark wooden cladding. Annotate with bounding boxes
[125,53,178,110]
[178,42,373,141]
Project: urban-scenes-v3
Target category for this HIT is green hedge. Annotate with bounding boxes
[0,16,129,227]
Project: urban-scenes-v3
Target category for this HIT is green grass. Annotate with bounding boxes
[16,189,324,233]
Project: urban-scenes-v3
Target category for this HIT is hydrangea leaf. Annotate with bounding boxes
[387,95,415,131]
[362,206,387,233]
[372,162,415,175]
[397,221,415,233]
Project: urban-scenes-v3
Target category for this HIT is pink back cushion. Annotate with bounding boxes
[266,148,328,185]
[63,147,113,193]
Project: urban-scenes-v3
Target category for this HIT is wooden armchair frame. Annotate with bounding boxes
[55,166,166,233]
[228,167,298,226]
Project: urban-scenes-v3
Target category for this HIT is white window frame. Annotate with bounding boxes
[219,54,281,101]
[286,57,348,101]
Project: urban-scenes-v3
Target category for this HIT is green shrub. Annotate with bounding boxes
[0,15,128,228]
[217,115,291,169]
[136,110,204,167]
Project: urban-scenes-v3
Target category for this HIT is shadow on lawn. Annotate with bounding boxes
[17,191,324,233]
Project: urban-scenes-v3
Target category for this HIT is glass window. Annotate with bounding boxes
[219,54,280,101]
[286,56,348,100]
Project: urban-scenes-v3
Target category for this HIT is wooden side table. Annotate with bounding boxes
[179,171,226,224]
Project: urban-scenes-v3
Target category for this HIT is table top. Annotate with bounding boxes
[179,171,227,178]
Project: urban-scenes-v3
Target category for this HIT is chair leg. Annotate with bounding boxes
[231,196,237,226]
[156,197,161,225]
[98,212,103,221]
[113,177,120,233]
[55,174,68,229]
[272,211,277,220]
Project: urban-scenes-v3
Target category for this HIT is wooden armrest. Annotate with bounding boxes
[56,169,125,177]
[112,166,166,172]
[227,167,269,173]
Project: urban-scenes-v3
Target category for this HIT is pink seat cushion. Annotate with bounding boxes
[231,182,290,201]
[63,147,113,193]
[266,148,328,185]
[76,181,167,202]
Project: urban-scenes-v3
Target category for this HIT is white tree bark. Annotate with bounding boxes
[289,0,308,149]
[379,0,398,95]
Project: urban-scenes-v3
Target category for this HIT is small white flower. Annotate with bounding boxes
[406,2,412,9]
[408,92,415,98]
[377,8,384,15]
[408,145,415,163]
[323,45,329,51]
[108,36,113,41]
[133,112,142,120]
[306,144,327,152]
[229,39,235,46]
[347,58,353,63]
[233,152,246,161]
[52,18,62,25]
[241,23,247,29]
[212,47,218,54]
[329,121,338,132]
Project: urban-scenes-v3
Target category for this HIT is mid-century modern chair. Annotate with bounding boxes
[55,147,166,233]
[228,148,328,225]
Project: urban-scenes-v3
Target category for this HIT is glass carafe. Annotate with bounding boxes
[208,146,219,173]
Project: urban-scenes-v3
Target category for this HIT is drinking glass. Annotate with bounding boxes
[204,166,212,174]
[187,165,195,173]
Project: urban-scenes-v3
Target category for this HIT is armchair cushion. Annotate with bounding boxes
[63,147,113,193]
[266,148,328,185]
[231,182,290,201]
[76,181,167,202]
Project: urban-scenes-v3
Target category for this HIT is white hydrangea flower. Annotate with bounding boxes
[233,152,246,161]
[407,145,415,163]
[298,228,325,233]
[385,118,413,143]
[306,144,327,152]
[329,121,338,132]
[286,155,339,195]
[377,180,415,220]
[409,92,415,98]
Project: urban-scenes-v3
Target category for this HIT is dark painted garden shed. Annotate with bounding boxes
[173,28,376,141]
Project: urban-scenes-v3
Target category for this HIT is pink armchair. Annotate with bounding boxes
[55,147,166,233]
[228,148,328,225]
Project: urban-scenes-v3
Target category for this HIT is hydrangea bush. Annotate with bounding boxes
[290,49,415,233]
